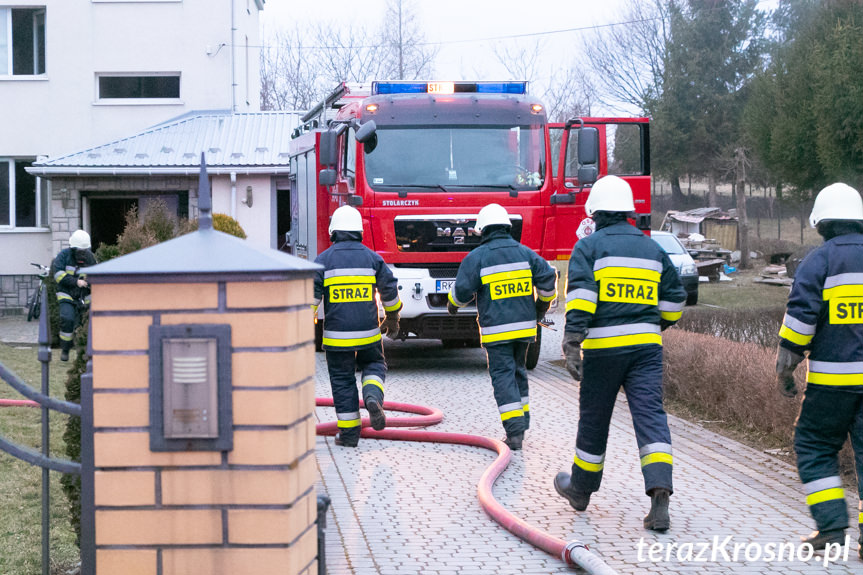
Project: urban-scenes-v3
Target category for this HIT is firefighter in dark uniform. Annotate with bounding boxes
[53,229,97,361]
[313,205,402,447]
[447,203,558,450]
[776,182,863,555]
[553,175,686,531]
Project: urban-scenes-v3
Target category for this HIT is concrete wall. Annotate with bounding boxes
[0,0,262,159]
[88,277,318,575]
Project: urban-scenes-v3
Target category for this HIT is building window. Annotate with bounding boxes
[0,159,45,228]
[97,73,181,100]
[0,7,46,76]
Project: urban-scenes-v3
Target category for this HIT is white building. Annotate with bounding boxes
[1,0,265,312]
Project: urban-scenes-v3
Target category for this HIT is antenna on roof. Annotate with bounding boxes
[198,152,213,231]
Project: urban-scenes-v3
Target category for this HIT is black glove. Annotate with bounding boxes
[775,346,804,398]
[562,331,585,381]
[380,312,400,338]
[535,299,551,321]
[660,319,673,331]
[447,300,459,315]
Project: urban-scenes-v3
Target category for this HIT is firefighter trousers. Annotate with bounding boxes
[485,341,530,437]
[325,343,387,443]
[794,386,863,533]
[58,300,78,352]
[571,345,672,495]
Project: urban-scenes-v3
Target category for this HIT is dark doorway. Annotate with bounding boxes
[276,186,291,253]
[89,198,137,250]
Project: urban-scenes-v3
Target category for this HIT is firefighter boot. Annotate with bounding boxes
[365,397,386,431]
[334,431,359,448]
[644,488,671,532]
[800,529,845,550]
[503,432,523,451]
[554,472,591,511]
[60,349,69,362]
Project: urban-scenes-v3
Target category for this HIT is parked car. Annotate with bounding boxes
[651,231,699,305]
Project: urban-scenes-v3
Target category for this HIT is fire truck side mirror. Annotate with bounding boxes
[577,127,599,185]
[319,131,338,167]
[355,120,377,143]
[319,169,337,186]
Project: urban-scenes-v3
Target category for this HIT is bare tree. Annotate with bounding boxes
[260,26,322,111]
[492,40,592,122]
[381,0,437,80]
[584,0,669,113]
[313,22,390,84]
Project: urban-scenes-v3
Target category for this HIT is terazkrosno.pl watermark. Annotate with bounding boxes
[637,535,855,567]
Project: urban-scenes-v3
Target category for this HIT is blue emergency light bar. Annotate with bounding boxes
[371,81,527,96]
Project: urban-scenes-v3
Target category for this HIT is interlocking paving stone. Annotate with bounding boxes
[315,312,861,574]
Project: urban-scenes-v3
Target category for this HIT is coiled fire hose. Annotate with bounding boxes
[316,398,619,574]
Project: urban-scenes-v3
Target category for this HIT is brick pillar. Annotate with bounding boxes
[87,278,318,575]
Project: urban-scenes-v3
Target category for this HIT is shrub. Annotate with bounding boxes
[60,316,88,545]
[94,243,121,263]
[663,329,802,444]
[182,213,247,239]
[673,306,785,348]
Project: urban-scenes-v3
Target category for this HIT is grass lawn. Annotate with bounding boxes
[0,343,80,575]
[697,264,791,309]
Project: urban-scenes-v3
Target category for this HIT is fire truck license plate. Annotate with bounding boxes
[435,280,455,293]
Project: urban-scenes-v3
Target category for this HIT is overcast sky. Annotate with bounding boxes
[260,0,779,115]
[260,0,633,113]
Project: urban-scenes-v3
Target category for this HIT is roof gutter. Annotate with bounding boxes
[25,166,292,177]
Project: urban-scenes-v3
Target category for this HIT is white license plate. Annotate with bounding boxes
[435,279,455,293]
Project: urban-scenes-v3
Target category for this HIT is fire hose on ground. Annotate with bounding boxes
[1,396,618,572]
[316,397,620,574]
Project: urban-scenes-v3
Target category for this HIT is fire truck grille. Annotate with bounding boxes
[394,218,522,253]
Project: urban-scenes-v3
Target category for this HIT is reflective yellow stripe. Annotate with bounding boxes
[660,311,682,321]
[481,327,537,344]
[383,301,402,312]
[323,275,376,287]
[448,291,465,307]
[311,305,318,315]
[362,379,384,392]
[858,512,863,524]
[573,455,603,472]
[538,293,556,302]
[594,267,661,283]
[481,269,532,285]
[565,299,596,314]
[778,324,814,346]
[806,488,844,506]
[54,271,67,282]
[582,333,662,350]
[337,419,362,429]
[522,403,530,413]
[59,333,73,342]
[323,333,382,347]
[823,284,863,300]
[807,372,863,386]
[500,409,524,421]
[641,453,673,467]
[56,294,74,302]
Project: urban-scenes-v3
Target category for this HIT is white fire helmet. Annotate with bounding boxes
[584,175,636,217]
[809,183,863,227]
[475,203,511,233]
[69,229,91,250]
[328,205,363,235]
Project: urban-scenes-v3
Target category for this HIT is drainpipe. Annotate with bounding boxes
[230,172,237,219]
[230,0,237,112]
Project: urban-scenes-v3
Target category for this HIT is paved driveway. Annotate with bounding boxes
[315,312,860,574]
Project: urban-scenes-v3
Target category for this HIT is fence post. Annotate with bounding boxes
[38,288,51,575]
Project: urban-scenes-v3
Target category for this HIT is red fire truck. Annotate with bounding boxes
[286,81,651,367]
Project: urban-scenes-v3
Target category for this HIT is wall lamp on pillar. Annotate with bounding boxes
[241,185,253,207]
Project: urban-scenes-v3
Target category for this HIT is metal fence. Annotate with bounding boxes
[0,289,82,575]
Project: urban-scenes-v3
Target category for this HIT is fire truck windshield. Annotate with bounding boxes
[363,125,546,191]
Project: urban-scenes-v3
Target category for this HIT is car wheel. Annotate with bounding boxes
[525,325,542,370]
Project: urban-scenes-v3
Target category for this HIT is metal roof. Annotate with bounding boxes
[29,111,304,176]
[84,227,320,278]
